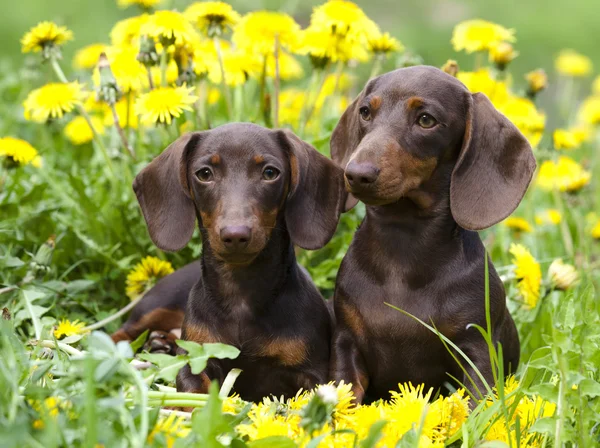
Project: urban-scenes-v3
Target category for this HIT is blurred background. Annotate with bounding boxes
[2,0,599,85]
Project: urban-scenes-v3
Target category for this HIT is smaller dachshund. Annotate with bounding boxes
[132,123,346,402]
[329,66,535,403]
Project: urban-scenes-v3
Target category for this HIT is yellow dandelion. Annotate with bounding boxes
[103,97,139,129]
[496,96,546,147]
[207,49,260,87]
[525,69,548,95]
[21,21,73,53]
[54,319,88,339]
[94,46,147,92]
[578,96,600,126]
[331,381,356,427]
[140,10,198,47]
[489,42,518,69]
[233,11,301,56]
[310,0,379,41]
[298,25,370,64]
[207,87,221,105]
[537,156,591,192]
[535,209,562,225]
[236,402,299,441]
[117,0,162,8]
[592,220,600,239]
[548,259,579,291]
[509,243,542,308]
[264,52,304,80]
[555,49,593,77]
[110,15,149,47]
[149,59,180,87]
[148,414,190,448]
[279,89,306,129]
[368,32,403,55]
[185,1,240,36]
[0,137,41,167]
[503,217,532,233]
[125,256,175,299]
[73,43,107,70]
[553,128,581,150]
[451,19,515,53]
[64,116,105,145]
[457,68,511,105]
[315,73,353,110]
[593,75,600,95]
[23,82,87,123]
[222,393,245,414]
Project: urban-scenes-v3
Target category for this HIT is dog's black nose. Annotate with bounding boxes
[345,161,380,187]
[220,225,252,250]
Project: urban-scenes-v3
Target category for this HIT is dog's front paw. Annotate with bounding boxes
[143,330,178,355]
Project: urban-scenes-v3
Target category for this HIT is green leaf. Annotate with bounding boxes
[579,379,600,397]
[248,436,297,448]
[137,352,188,382]
[528,417,556,434]
[192,381,237,448]
[130,329,149,353]
[360,420,387,448]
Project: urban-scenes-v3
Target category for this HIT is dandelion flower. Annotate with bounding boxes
[311,0,379,41]
[441,59,459,77]
[64,116,105,145]
[23,82,87,123]
[555,49,593,77]
[525,69,548,96]
[451,19,515,53]
[73,43,107,70]
[509,243,542,308]
[149,59,180,87]
[548,259,579,291]
[279,89,306,128]
[21,21,73,53]
[206,49,260,86]
[233,11,301,56]
[496,96,545,147]
[578,96,600,125]
[535,209,562,225]
[148,414,190,447]
[95,46,148,92]
[118,0,162,8]
[54,319,88,339]
[140,10,198,47]
[125,256,175,299]
[553,128,581,150]
[110,15,149,46]
[489,42,518,69]
[503,217,532,233]
[0,137,41,167]
[185,1,240,37]
[537,156,591,192]
[136,85,197,127]
[457,68,510,105]
[265,52,304,80]
[236,402,299,440]
[367,32,403,55]
[298,25,369,64]
[592,220,600,239]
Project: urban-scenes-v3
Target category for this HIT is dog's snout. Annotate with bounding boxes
[220,225,252,251]
[345,161,380,187]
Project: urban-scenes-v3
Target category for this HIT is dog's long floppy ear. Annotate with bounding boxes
[330,94,362,211]
[276,129,346,250]
[450,92,536,231]
[133,132,203,252]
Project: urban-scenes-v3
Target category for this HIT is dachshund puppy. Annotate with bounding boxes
[329,66,535,403]
[133,123,346,402]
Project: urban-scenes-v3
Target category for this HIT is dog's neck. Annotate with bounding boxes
[199,217,296,311]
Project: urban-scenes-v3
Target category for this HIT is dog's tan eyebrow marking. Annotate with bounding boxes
[369,95,382,110]
[210,154,221,165]
[406,97,424,110]
[253,155,265,164]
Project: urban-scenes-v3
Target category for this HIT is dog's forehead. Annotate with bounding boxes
[371,66,467,102]
[197,123,284,160]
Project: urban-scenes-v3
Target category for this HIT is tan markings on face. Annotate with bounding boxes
[376,142,437,201]
[210,154,221,165]
[259,338,308,366]
[253,155,265,164]
[200,200,225,252]
[184,323,220,344]
[406,96,424,110]
[254,206,278,242]
[369,95,382,111]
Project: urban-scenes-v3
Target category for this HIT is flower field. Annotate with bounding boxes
[1,0,600,446]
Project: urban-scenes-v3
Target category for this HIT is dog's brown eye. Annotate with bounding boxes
[196,167,213,182]
[262,166,280,181]
[359,106,371,121]
[417,113,437,129]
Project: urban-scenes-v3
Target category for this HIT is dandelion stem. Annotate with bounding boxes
[274,34,281,128]
[35,339,84,356]
[146,66,155,90]
[552,189,574,257]
[369,55,383,80]
[213,36,232,119]
[49,56,116,178]
[160,47,168,87]
[82,294,144,332]
[300,67,328,135]
[110,102,136,159]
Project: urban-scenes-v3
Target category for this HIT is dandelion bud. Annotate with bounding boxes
[489,42,518,70]
[316,384,338,406]
[137,35,159,67]
[96,53,121,105]
[548,259,579,291]
[441,59,459,77]
[526,69,548,98]
[299,384,337,435]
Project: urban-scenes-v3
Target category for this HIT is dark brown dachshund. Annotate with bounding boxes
[133,123,346,401]
[111,261,199,354]
[329,66,535,403]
